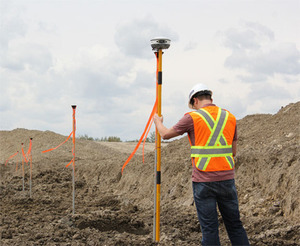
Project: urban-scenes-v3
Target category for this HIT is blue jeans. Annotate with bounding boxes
[192,179,249,246]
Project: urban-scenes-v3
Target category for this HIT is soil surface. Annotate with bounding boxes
[0,101,299,245]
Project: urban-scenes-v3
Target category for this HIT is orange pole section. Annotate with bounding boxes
[21,143,25,192]
[71,105,76,215]
[29,138,33,198]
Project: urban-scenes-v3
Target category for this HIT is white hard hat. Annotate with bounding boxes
[188,83,212,109]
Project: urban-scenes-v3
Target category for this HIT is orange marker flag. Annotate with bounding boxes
[5,151,19,166]
[25,138,32,159]
[121,55,159,174]
[66,105,76,168]
[21,145,28,163]
[42,132,72,153]
[142,117,154,163]
[121,100,157,174]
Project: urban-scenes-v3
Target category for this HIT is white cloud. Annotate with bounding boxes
[222,21,300,82]
[1,41,53,72]
[184,41,198,51]
[114,16,178,59]
[0,0,299,140]
[0,1,27,49]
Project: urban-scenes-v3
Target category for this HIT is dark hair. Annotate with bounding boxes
[190,90,212,106]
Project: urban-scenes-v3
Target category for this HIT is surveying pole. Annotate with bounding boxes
[29,138,33,198]
[71,105,76,215]
[150,37,171,242]
[21,143,25,192]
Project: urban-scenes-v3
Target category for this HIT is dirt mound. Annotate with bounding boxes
[0,101,299,245]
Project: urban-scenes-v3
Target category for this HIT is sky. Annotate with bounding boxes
[0,0,299,141]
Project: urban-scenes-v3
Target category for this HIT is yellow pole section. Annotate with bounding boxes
[155,49,163,242]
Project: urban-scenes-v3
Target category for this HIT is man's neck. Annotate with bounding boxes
[196,100,213,110]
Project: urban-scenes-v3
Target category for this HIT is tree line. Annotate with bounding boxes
[78,132,156,143]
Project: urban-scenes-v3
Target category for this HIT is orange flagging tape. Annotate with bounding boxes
[65,158,73,168]
[22,147,28,163]
[42,132,72,153]
[65,144,75,168]
[26,139,32,157]
[43,107,76,169]
[22,139,33,163]
[121,100,157,174]
[142,117,154,163]
[66,107,76,168]
[121,55,159,174]
[5,151,19,166]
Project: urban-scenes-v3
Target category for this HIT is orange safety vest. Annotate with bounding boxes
[187,106,236,172]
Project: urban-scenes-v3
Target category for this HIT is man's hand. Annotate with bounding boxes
[153,114,163,125]
[153,113,180,140]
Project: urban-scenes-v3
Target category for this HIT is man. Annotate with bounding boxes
[153,83,249,246]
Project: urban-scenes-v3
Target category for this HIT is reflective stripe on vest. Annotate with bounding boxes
[191,108,234,171]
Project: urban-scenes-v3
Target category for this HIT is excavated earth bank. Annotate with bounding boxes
[0,101,299,245]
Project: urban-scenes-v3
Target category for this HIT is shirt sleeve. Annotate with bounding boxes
[172,114,194,136]
[233,125,238,141]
